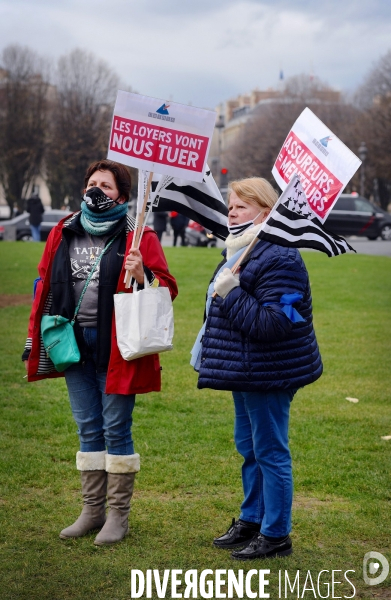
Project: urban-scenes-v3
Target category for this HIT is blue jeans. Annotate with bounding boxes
[232,389,295,537]
[64,327,135,455]
[30,224,41,242]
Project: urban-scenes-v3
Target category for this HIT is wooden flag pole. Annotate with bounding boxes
[231,236,259,274]
[124,171,154,289]
[123,212,139,285]
[134,171,154,249]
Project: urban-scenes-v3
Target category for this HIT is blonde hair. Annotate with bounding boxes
[229,177,278,211]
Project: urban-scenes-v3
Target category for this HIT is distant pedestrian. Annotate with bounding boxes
[12,203,22,218]
[170,211,189,246]
[26,193,44,241]
[153,211,168,242]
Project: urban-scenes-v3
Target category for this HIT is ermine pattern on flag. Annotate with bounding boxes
[151,167,228,240]
[258,175,356,257]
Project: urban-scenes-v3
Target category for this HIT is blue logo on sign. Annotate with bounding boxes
[156,103,170,115]
[320,136,332,147]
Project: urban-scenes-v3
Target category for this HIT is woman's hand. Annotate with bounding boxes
[214,268,240,299]
[125,249,144,284]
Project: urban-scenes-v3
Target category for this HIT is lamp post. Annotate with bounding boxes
[215,113,225,187]
[358,142,367,197]
[373,177,379,207]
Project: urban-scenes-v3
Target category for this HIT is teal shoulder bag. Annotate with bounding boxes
[41,234,118,372]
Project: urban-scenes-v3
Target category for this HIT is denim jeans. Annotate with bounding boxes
[64,327,135,455]
[232,389,296,538]
[30,224,41,242]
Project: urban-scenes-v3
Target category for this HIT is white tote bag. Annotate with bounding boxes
[114,277,174,361]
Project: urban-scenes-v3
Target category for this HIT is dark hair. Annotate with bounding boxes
[84,160,132,200]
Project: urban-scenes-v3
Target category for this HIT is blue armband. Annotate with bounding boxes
[263,292,305,323]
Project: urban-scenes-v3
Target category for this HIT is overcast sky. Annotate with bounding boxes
[0,0,390,109]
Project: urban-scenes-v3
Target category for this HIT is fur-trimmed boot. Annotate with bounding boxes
[59,450,107,539]
[94,453,140,546]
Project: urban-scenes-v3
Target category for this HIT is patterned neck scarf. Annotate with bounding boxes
[80,201,128,235]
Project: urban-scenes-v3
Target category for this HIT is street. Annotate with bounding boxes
[338,238,391,257]
[161,231,391,257]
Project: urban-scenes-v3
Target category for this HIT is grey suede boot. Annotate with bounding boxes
[59,451,107,540]
[94,453,140,546]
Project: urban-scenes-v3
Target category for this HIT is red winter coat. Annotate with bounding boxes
[25,214,178,395]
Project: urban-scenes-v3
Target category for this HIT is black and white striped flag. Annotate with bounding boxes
[150,167,228,240]
[258,175,356,257]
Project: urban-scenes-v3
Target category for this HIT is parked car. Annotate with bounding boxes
[326,194,391,240]
[185,221,217,247]
[0,210,71,241]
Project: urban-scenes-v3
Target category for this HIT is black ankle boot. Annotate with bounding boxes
[213,518,260,549]
[231,533,292,560]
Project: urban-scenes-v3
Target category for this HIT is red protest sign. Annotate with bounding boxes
[274,130,343,221]
[109,116,209,174]
[107,92,216,182]
[272,108,361,223]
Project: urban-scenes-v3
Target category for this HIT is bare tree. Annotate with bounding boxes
[356,50,391,208]
[355,50,391,109]
[282,73,340,104]
[46,49,121,209]
[0,45,49,216]
[224,75,362,193]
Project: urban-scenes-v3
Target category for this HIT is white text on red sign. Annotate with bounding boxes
[110,117,209,173]
[276,131,343,220]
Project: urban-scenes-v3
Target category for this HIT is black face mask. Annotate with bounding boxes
[83,187,121,213]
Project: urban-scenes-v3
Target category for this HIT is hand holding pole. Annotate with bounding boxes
[212,236,259,298]
[124,171,154,289]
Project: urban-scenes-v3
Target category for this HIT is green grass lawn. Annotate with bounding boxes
[0,242,390,600]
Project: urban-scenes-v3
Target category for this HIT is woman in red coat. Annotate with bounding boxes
[23,160,177,545]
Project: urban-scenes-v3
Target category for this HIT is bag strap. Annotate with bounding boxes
[71,232,120,324]
[132,274,149,292]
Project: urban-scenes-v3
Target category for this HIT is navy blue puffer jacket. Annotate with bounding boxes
[197,240,322,391]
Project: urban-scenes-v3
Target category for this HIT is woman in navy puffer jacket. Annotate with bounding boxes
[195,177,322,560]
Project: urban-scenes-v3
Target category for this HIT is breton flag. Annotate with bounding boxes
[149,166,229,240]
[258,174,356,257]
